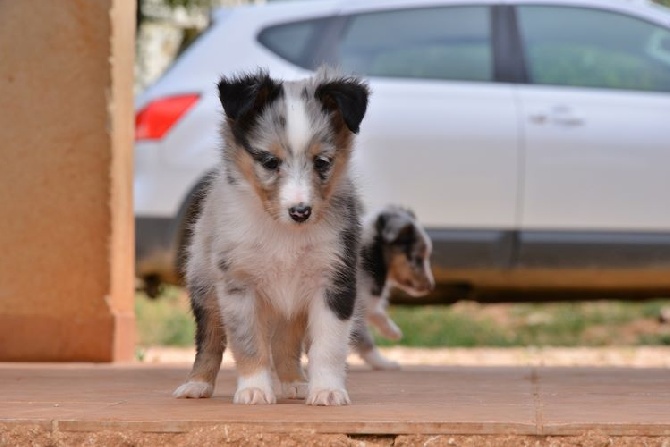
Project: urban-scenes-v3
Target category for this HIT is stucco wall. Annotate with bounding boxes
[0,0,135,361]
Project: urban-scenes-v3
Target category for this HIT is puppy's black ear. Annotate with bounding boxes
[376,210,415,245]
[377,209,416,245]
[393,223,416,245]
[218,71,282,123]
[375,213,389,237]
[382,222,416,245]
[315,78,370,134]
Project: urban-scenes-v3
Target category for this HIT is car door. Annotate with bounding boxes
[331,4,521,268]
[515,4,670,267]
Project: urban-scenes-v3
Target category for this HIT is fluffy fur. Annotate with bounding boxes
[352,205,435,370]
[173,68,369,405]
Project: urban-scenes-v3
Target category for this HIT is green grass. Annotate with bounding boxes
[135,287,670,348]
[135,286,195,347]
[374,305,513,347]
[375,300,670,347]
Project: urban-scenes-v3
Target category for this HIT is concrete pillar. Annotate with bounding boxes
[0,0,136,361]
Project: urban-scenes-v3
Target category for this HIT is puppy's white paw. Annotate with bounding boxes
[370,357,401,371]
[173,381,213,398]
[281,381,308,399]
[306,388,350,406]
[361,348,401,371]
[234,387,276,405]
[380,320,403,341]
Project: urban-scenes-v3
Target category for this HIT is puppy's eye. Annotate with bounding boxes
[314,156,332,172]
[260,155,281,171]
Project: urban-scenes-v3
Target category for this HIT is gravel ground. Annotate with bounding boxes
[3,424,670,447]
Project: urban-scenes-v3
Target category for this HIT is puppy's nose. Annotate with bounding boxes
[288,203,312,223]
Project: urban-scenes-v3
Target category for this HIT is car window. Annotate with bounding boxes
[335,6,492,82]
[258,18,330,69]
[517,6,670,92]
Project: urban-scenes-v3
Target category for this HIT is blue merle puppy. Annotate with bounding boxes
[173,68,369,405]
[352,205,435,370]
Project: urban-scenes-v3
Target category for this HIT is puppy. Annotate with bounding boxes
[173,68,369,406]
[352,205,435,370]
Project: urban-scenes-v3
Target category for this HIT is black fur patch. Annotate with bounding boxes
[188,283,211,355]
[226,284,246,295]
[374,212,388,235]
[361,237,386,296]
[326,254,357,321]
[218,70,284,148]
[395,224,417,247]
[274,115,286,129]
[217,254,230,272]
[226,172,237,185]
[326,196,360,320]
[176,171,215,280]
[314,78,369,134]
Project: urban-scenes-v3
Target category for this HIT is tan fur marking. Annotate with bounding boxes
[306,140,324,160]
[187,291,226,386]
[388,253,414,288]
[322,149,351,200]
[389,250,434,293]
[272,313,308,384]
[268,141,288,159]
[333,125,353,152]
[233,149,281,219]
[308,140,352,202]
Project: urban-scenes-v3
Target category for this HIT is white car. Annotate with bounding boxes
[135,0,670,301]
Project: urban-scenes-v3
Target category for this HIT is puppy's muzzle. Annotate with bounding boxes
[288,203,312,223]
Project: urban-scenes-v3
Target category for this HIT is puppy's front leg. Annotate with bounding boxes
[368,311,403,341]
[218,282,276,405]
[306,292,354,406]
[173,284,225,398]
[368,295,403,341]
[273,315,308,399]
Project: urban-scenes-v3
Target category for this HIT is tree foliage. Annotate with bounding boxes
[137,0,214,29]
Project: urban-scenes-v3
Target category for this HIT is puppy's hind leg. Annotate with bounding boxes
[174,284,226,398]
[273,314,308,399]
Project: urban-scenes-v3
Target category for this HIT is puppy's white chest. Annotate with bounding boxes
[236,234,334,317]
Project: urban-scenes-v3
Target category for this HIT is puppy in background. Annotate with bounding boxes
[352,205,435,370]
[174,68,369,405]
